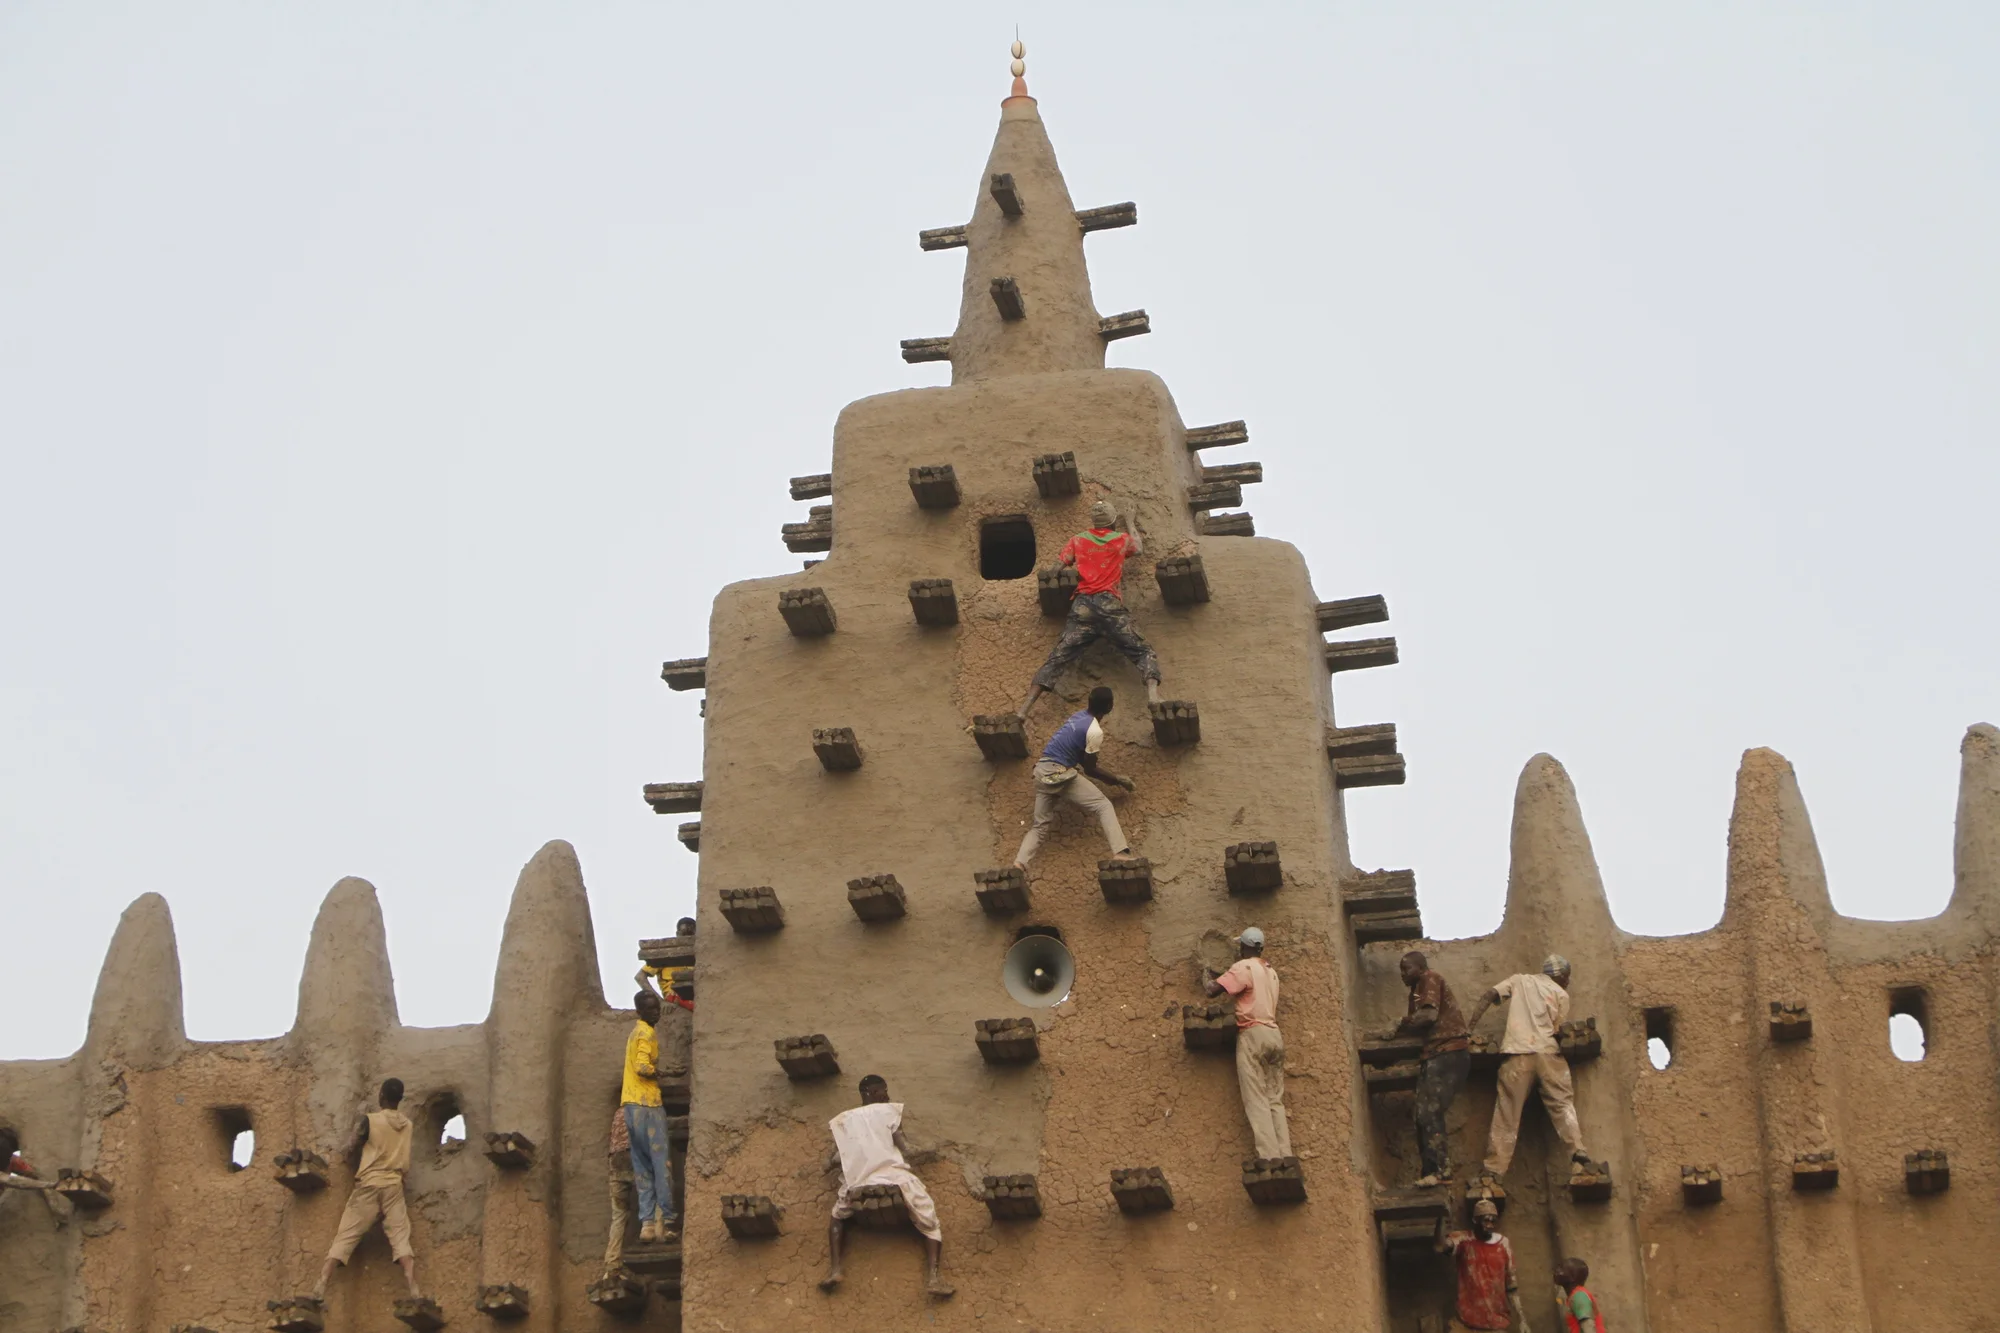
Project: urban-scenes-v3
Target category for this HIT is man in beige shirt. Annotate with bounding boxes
[1465,955,1590,1179]
[314,1078,421,1302]
[1203,927,1292,1161]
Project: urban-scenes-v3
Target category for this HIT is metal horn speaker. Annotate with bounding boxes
[1002,934,1075,1007]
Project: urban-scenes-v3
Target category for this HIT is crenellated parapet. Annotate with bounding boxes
[0,842,683,1333]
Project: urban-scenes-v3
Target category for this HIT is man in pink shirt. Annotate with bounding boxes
[1202,927,1292,1160]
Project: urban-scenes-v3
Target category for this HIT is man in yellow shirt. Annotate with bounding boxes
[314,1078,420,1302]
[623,990,680,1242]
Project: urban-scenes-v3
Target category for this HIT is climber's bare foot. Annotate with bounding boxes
[819,1270,844,1293]
[927,1276,956,1299]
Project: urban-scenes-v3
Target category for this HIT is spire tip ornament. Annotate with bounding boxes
[1005,34,1031,104]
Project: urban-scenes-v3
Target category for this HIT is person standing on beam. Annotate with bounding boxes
[1465,955,1592,1182]
[1203,927,1292,1162]
[1395,950,1473,1188]
[1012,685,1137,872]
[1017,500,1163,720]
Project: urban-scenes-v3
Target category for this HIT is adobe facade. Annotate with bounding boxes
[3,62,1996,1333]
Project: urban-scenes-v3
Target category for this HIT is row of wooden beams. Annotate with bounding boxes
[916,201,1137,251]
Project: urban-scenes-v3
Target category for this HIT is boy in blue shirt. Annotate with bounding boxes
[1012,686,1138,869]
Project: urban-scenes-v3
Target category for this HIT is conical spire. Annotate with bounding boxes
[948,40,1105,383]
[292,877,399,1142]
[1495,753,1617,954]
[83,892,186,1071]
[1722,747,1836,932]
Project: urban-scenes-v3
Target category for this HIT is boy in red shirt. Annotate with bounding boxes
[1438,1199,1527,1332]
[1018,501,1164,720]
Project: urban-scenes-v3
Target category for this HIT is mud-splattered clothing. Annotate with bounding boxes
[1031,592,1160,688]
[828,1102,942,1241]
[1442,1231,1517,1330]
[1059,529,1131,598]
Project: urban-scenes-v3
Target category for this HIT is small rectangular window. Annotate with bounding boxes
[1644,1007,1675,1070]
[1889,987,1928,1062]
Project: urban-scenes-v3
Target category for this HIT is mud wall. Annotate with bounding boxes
[0,843,687,1333]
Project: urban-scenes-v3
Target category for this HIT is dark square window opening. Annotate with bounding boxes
[980,515,1037,580]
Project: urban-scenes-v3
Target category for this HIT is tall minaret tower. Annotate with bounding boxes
[677,44,1403,1331]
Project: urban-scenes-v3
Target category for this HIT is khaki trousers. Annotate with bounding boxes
[605,1163,634,1267]
[327,1179,413,1264]
[1483,1051,1586,1175]
[1235,1023,1292,1159]
[1014,763,1128,864]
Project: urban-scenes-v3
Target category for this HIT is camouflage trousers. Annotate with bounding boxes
[1032,592,1161,689]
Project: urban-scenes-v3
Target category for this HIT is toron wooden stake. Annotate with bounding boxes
[660,657,707,690]
[972,714,1030,760]
[1241,1156,1307,1205]
[1098,857,1153,903]
[909,578,960,626]
[1185,420,1249,450]
[482,1130,536,1169]
[813,727,864,771]
[643,782,703,814]
[722,1194,785,1237]
[1770,1000,1813,1041]
[973,867,1031,915]
[1074,201,1137,232]
[1681,1165,1724,1205]
[1342,869,1418,915]
[1325,637,1399,672]
[974,1017,1040,1063]
[586,1271,650,1314]
[1109,1167,1174,1213]
[981,1174,1044,1219]
[773,1034,841,1079]
[1154,553,1211,605]
[908,464,962,508]
[1224,842,1282,894]
[846,874,908,922]
[1148,700,1200,745]
[990,276,1027,320]
[778,587,837,636]
[1181,1001,1237,1051]
[1032,451,1081,497]
[475,1284,531,1320]
[719,887,785,933]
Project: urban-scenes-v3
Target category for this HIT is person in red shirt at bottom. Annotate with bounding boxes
[1437,1199,1530,1332]
[1017,500,1165,721]
[1555,1258,1604,1332]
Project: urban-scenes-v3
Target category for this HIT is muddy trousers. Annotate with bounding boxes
[1415,1049,1471,1178]
[605,1164,634,1267]
[625,1104,678,1226]
[1483,1052,1587,1176]
[1015,764,1128,864]
[1236,1023,1293,1159]
[1032,592,1161,689]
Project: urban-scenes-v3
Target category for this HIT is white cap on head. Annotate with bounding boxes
[1238,926,1265,948]
[1542,953,1571,978]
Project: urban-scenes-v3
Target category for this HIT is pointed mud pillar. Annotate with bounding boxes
[481,841,604,1313]
[947,73,1107,383]
[77,893,188,1333]
[1723,749,1870,1331]
[292,878,400,1149]
[1946,723,2000,933]
[1492,756,1649,1333]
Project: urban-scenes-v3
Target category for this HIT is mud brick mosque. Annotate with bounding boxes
[4,47,1998,1333]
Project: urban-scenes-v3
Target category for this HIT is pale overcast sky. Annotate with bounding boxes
[2,4,1994,1059]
